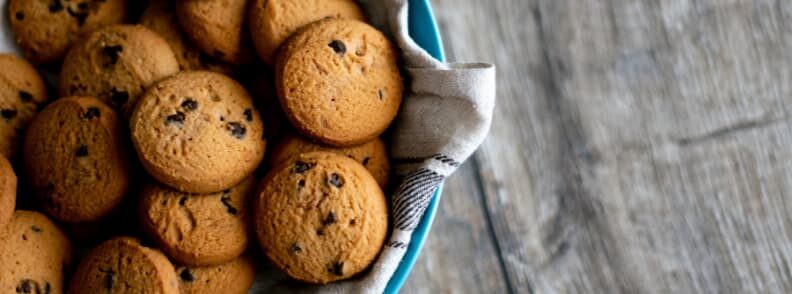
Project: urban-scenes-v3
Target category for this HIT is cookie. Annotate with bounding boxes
[0,54,48,159]
[0,210,72,294]
[139,176,255,266]
[67,237,180,294]
[7,0,127,64]
[254,151,389,284]
[139,1,235,74]
[0,155,16,229]
[176,255,256,294]
[271,134,390,188]
[58,24,180,116]
[130,71,266,194]
[176,0,255,65]
[248,0,365,64]
[22,97,132,223]
[276,19,404,146]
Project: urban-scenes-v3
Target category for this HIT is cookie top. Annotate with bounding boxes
[254,151,389,284]
[0,155,16,229]
[176,0,255,65]
[130,71,266,194]
[0,54,48,159]
[7,0,127,64]
[22,97,132,223]
[249,0,365,64]
[67,237,180,294]
[176,255,256,294]
[139,176,256,266]
[271,134,390,188]
[276,19,403,146]
[0,210,72,294]
[58,24,180,116]
[139,1,234,74]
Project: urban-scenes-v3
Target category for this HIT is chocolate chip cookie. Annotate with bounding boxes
[270,134,390,188]
[0,54,48,159]
[139,1,234,74]
[139,176,255,266]
[176,255,256,294]
[248,0,364,64]
[67,237,180,294]
[22,97,132,223]
[0,210,72,294]
[254,151,389,284]
[176,0,255,64]
[8,0,127,64]
[0,155,16,229]
[59,24,180,116]
[276,19,404,146]
[130,71,266,194]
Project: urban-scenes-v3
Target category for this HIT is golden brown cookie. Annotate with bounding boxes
[22,97,132,223]
[248,0,365,64]
[139,176,255,266]
[67,237,180,294]
[276,19,403,146]
[7,0,127,64]
[176,0,255,65]
[130,71,266,194]
[59,24,180,116]
[0,155,16,229]
[271,134,390,188]
[0,54,48,159]
[0,210,72,294]
[254,151,388,284]
[139,1,235,74]
[176,255,256,294]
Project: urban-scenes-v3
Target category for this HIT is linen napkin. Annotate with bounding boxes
[261,0,496,293]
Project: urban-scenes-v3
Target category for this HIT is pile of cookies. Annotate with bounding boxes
[0,0,403,292]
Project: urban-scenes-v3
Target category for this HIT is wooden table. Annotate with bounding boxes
[403,0,792,292]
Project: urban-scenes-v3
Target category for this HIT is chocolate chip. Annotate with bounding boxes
[75,145,88,157]
[293,161,314,174]
[166,112,186,125]
[328,173,343,188]
[102,45,124,65]
[316,229,324,236]
[15,12,24,20]
[328,40,346,55]
[297,179,305,189]
[330,261,344,276]
[18,91,32,102]
[103,269,115,290]
[180,268,195,282]
[181,99,198,111]
[66,6,88,25]
[16,279,32,293]
[349,219,356,225]
[290,243,302,253]
[179,197,187,206]
[226,122,246,139]
[378,89,384,101]
[1,109,17,121]
[362,157,370,166]
[109,88,129,106]
[83,107,101,120]
[323,212,337,225]
[220,195,238,215]
[49,0,64,12]
[44,282,51,294]
[31,226,42,232]
[244,109,253,122]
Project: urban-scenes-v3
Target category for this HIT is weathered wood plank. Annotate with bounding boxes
[429,0,792,293]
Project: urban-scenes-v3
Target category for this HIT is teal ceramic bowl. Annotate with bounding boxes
[383,0,445,292]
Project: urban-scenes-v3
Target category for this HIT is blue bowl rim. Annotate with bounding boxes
[383,0,445,292]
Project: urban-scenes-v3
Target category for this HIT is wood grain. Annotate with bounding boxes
[408,0,792,293]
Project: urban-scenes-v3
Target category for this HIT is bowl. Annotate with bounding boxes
[384,0,445,292]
